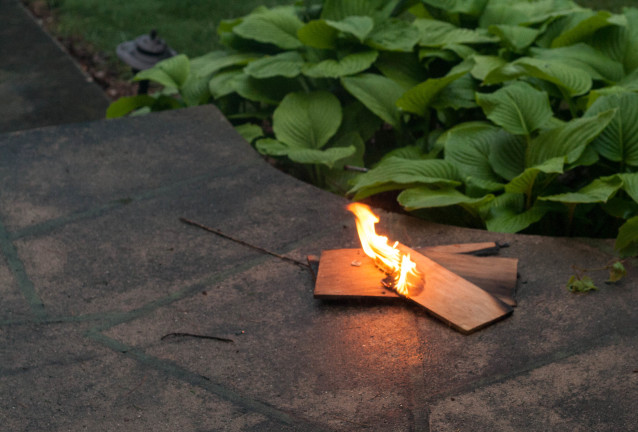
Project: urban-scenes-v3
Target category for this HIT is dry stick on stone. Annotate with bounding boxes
[179,217,309,270]
[161,332,234,343]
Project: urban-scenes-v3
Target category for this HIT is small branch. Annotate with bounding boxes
[179,217,309,269]
[160,332,234,343]
[344,165,369,173]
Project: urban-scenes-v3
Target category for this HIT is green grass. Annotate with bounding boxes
[44,0,633,63]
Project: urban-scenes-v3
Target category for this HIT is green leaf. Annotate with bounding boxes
[485,200,549,233]
[505,157,564,194]
[530,44,624,83]
[480,0,578,27]
[414,19,497,47]
[297,20,338,49]
[616,215,638,257]
[255,138,289,156]
[485,57,592,96]
[232,6,303,49]
[348,158,461,200]
[375,52,429,90]
[421,0,488,16]
[540,175,623,204]
[440,122,504,187]
[273,91,342,149]
[586,93,638,167]
[235,124,263,144]
[607,261,627,283]
[106,95,155,118]
[288,146,356,168]
[326,16,374,43]
[488,131,526,181]
[244,52,304,78]
[194,51,258,76]
[135,54,190,88]
[398,186,493,210]
[527,110,617,166]
[208,70,242,99]
[477,81,553,136]
[302,50,378,78]
[366,18,420,52]
[566,275,598,293]
[396,61,473,116]
[551,11,626,48]
[341,74,405,128]
[433,74,478,110]
[180,74,212,106]
[470,55,507,81]
[488,24,539,51]
[619,173,638,203]
[232,74,302,104]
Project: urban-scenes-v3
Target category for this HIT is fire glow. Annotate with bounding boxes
[347,203,421,297]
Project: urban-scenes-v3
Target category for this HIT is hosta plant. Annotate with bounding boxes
[108,0,638,257]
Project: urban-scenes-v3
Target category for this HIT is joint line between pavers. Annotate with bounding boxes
[0,219,47,321]
[86,329,330,432]
[9,172,219,241]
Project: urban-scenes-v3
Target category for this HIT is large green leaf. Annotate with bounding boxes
[326,16,374,43]
[366,18,420,52]
[135,54,190,88]
[551,11,626,48]
[414,19,497,46]
[398,186,493,210]
[586,93,638,167]
[488,131,526,181]
[470,55,507,81]
[106,95,155,118]
[485,202,549,233]
[540,175,622,203]
[348,158,461,200]
[440,122,504,187]
[194,51,258,76]
[297,20,338,49]
[232,6,303,49]
[255,138,289,156]
[244,52,304,78]
[341,74,405,127]
[235,123,264,144]
[619,173,638,203]
[421,0,488,16]
[181,74,212,106]
[488,24,539,51]
[432,74,478,110]
[302,50,378,78]
[479,0,578,27]
[375,52,429,90]
[288,146,357,168]
[530,44,624,83]
[615,215,638,257]
[208,70,242,99]
[273,91,342,150]
[232,74,302,104]
[486,57,591,96]
[505,157,564,194]
[476,81,553,136]
[396,61,473,116]
[527,110,617,166]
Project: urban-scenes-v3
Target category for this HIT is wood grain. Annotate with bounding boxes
[314,248,513,334]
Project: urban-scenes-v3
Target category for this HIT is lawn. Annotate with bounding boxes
[33,0,634,60]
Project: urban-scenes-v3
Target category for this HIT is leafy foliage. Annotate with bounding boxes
[108,0,638,257]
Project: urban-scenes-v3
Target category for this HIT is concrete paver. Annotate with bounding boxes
[1,105,636,431]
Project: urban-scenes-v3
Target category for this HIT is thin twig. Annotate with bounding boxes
[344,165,369,173]
[179,217,309,269]
[160,332,234,343]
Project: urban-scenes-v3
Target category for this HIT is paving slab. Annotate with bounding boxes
[0,105,636,431]
[0,0,109,133]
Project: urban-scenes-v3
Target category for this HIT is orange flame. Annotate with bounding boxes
[347,203,420,296]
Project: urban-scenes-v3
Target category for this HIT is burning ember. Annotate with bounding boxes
[347,203,421,297]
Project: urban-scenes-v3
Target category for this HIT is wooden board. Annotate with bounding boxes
[421,242,499,255]
[313,247,517,306]
[314,248,513,334]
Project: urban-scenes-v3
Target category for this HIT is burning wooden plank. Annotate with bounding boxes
[314,204,514,334]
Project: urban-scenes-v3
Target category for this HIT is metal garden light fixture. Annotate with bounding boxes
[116,29,176,94]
